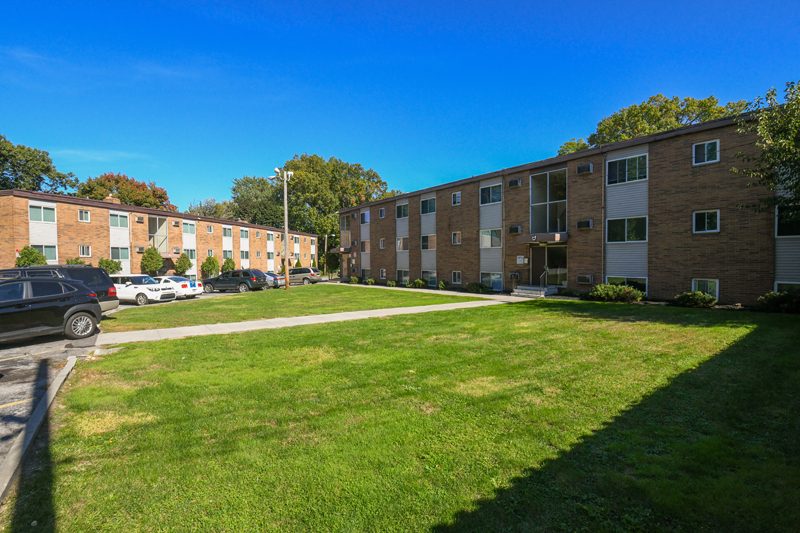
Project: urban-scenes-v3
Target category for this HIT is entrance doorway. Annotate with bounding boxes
[529,245,567,287]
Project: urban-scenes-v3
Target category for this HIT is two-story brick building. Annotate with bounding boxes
[334,116,800,305]
[0,190,318,277]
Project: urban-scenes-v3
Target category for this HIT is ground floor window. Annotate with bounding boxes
[111,247,129,261]
[32,245,57,261]
[396,270,410,284]
[267,252,274,260]
[380,269,386,279]
[223,250,233,259]
[452,271,461,284]
[776,282,800,293]
[79,245,91,257]
[207,249,214,257]
[421,271,437,286]
[362,269,370,280]
[184,249,197,260]
[189,275,197,281]
[241,251,249,260]
[607,276,647,294]
[480,272,502,291]
[692,279,718,299]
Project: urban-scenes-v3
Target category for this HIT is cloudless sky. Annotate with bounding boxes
[2,0,799,210]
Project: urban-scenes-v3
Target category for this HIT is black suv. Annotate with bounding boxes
[0,265,119,313]
[0,278,102,342]
[202,269,270,293]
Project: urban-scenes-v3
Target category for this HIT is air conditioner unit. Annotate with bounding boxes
[509,271,521,280]
[135,246,145,253]
[135,216,145,223]
[508,178,521,188]
[172,247,181,254]
[352,213,358,219]
[577,274,594,284]
[352,240,358,247]
[577,219,593,230]
[172,220,180,227]
[508,225,522,235]
[576,163,593,175]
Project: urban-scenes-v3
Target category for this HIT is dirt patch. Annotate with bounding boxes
[71,411,157,437]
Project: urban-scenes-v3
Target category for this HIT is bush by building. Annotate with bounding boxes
[588,283,644,303]
[674,291,717,308]
[757,290,800,313]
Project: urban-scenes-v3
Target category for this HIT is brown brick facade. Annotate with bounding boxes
[370,204,396,281]
[437,182,481,285]
[56,202,111,264]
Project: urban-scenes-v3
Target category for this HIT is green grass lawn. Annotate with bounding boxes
[5,301,799,532]
[101,283,482,332]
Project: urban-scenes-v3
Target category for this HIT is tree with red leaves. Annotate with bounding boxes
[77,172,177,211]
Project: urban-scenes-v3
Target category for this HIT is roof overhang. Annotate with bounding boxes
[331,247,351,254]
[516,232,568,244]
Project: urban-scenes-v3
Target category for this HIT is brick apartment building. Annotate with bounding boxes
[334,117,800,305]
[0,190,318,278]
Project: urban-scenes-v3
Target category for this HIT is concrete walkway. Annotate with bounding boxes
[96,299,510,346]
[332,282,523,302]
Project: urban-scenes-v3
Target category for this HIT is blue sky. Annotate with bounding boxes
[2,1,798,210]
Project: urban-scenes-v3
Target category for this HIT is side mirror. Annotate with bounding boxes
[125,282,132,286]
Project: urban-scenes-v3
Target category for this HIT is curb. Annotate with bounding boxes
[0,356,77,502]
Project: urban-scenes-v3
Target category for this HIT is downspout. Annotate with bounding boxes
[601,150,606,285]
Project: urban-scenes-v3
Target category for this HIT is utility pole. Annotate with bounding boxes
[275,168,293,290]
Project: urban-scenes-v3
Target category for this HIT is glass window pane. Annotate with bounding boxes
[708,280,717,296]
[44,246,57,260]
[627,157,639,182]
[121,248,129,260]
[480,272,491,286]
[32,281,64,298]
[480,187,490,205]
[120,216,128,228]
[0,282,25,302]
[480,231,490,248]
[491,185,502,203]
[627,278,647,293]
[42,207,55,222]
[607,219,626,242]
[608,277,626,286]
[637,156,647,179]
[627,217,647,241]
[706,212,718,231]
[29,206,42,221]
[491,273,502,291]
[695,212,706,232]
[695,144,705,164]
[491,230,501,248]
[549,170,567,201]
[530,173,548,204]
[607,161,619,184]
[531,204,548,233]
[548,201,567,233]
[706,141,718,162]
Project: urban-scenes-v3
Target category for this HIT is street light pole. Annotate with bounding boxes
[275,168,293,291]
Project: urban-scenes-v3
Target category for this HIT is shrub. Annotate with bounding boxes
[174,253,193,276]
[65,257,87,265]
[408,279,426,289]
[98,258,123,274]
[221,257,236,272]
[15,245,48,267]
[141,247,164,275]
[200,256,220,278]
[466,282,491,294]
[757,290,800,313]
[387,281,397,287]
[588,283,644,303]
[674,291,717,308]
[438,280,451,290]
[365,278,375,285]
[349,276,360,284]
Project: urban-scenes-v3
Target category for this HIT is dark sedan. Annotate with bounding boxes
[0,278,102,342]
[202,269,270,293]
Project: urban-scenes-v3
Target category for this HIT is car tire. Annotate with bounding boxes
[238,283,249,293]
[65,312,97,340]
[204,284,214,293]
[188,295,197,299]
[303,278,310,285]
[135,293,149,306]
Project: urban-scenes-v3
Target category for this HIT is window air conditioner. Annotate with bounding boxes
[508,178,521,188]
[576,163,593,175]
[352,213,358,218]
[135,216,144,223]
[172,247,181,254]
[135,246,145,253]
[508,225,522,235]
[577,274,594,284]
[577,219,593,230]
[172,220,180,227]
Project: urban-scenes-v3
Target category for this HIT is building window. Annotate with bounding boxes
[379,238,385,249]
[396,237,409,251]
[240,251,249,260]
[183,222,195,234]
[110,247,129,261]
[304,253,307,259]
[294,236,300,244]
[256,251,261,258]
[311,238,316,246]
[353,267,359,274]
[607,217,647,242]
[480,272,502,291]
[362,269,370,280]
[304,237,307,243]
[693,210,719,233]
[452,271,462,284]
[777,207,800,236]
[360,212,370,224]
[421,198,436,215]
[530,169,567,233]
[183,249,196,260]
[267,233,274,241]
[29,205,56,223]
[109,214,129,228]
[607,277,647,294]
[607,155,647,185]
[776,282,800,293]
[208,249,214,257]
[421,235,436,250]
[361,240,370,253]
[452,192,461,206]
[396,270,410,284]
[379,208,385,218]
[396,204,409,219]
[693,279,719,299]
[256,231,261,238]
[480,229,501,248]
[223,227,232,237]
[380,269,386,279]
[32,245,57,261]
[480,184,502,205]
[241,229,249,239]
[79,210,90,222]
[223,250,233,259]
[79,245,91,257]
[311,254,315,264]
[451,231,461,245]
[267,252,274,260]
[421,270,437,286]
[207,225,213,233]
[693,140,719,165]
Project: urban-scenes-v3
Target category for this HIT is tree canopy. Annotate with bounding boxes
[77,172,177,211]
[0,134,78,193]
[558,95,748,155]
[229,176,284,228]
[186,198,235,220]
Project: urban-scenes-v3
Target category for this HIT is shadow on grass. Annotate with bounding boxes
[432,311,800,532]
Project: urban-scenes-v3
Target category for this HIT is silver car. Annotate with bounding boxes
[288,267,321,285]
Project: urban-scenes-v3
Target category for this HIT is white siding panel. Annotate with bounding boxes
[421,250,436,271]
[420,214,436,235]
[776,238,800,282]
[361,223,370,241]
[605,242,648,277]
[607,144,649,161]
[606,180,649,219]
[396,250,409,270]
[480,203,502,230]
[396,217,409,237]
[480,248,503,272]
[361,252,370,270]
[480,178,503,187]
[29,221,58,246]
[421,192,436,200]
[240,236,249,252]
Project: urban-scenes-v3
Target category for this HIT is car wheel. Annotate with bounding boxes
[238,283,249,293]
[136,293,149,306]
[204,284,214,293]
[303,278,310,285]
[65,312,97,340]
[188,295,197,299]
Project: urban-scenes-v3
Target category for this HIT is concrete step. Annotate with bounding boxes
[511,285,558,299]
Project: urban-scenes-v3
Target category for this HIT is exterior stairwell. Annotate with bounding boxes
[510,284,558,299]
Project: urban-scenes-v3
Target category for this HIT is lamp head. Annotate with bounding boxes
[274,168,280,175]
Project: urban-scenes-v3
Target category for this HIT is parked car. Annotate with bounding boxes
[152,276,203,299]
[109,274,177,306]
[0,277,102,342]
[202,269,270,293]
[264,272,285,289]
[289,267,321,285]
[0,265,119,313]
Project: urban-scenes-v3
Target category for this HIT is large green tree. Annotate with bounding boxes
[229,176,284,228]
[0,134,78,193]
[77,172,177,211]
[734,80,800,219]
[186,198,235,219]
[558,95,748,155]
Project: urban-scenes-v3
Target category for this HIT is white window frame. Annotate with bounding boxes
[421,235,436,250]
[421,270,437,287]
[380,269,386,279]
[32,245,58,262]
[111,247,129,261]
[207,249,214,257]
[396,203,409,219]
[79,245,91,257]
[240,229,249,239]
[776,207,800,238]
[452,192,461,206]
[256,251,261,258]
[207,225,213,234]
[693,210,720,234]
[452,271,462,284]
[223,250,233,259]
[480,229,502,248]
[183,222,196,234]
[606,216,648,243]
[379,208,385,219]
[692,278,719,299]
[361,240,370,253]
[606,154,648,186]
[420,198,436,215]
[692,139,720,166]
[396,237,409,251]
[379,238,385,249]
[775,281,800,292]
[360,212,370,224]
[396,270,410,284]
[256,231,261,238]
[240,250,249,260]
[606,276,648,296]
[480,184,502,206]
[267,233,274,241]
[78,210,90,223]
[183,249,197,260]
[452,231,461,245]
[29,205,57,223]
[267,252,274,260]
[480,272,502,291]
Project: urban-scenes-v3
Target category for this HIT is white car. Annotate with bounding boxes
[109,274,177,306]
[153,276,203,299]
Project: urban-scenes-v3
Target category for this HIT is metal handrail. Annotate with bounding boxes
[539,270,547,290]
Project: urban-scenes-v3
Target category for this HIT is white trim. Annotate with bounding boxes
[775,206,800,238]
[479,228,502,248]
[452,192,461,206]
[452,231,461,245]
[692,139,720,166]
[479,271,503,291]
[207,225,213,234]
[28,204,57,224]
[380,269,386,279]
[79,245,92,257]
[529,168,568,234]
[420,197,436,215]
[692,209,720,234]
[605,216,649,243]
[605,276,648,296]
[606,154,649,187]
[379,208,385,219]
[775,281,800,292]
[395,203,409,219]
[692,278,719,299]
[451,271,462,284]
[379,238,385,249]
[420,234,436,250]
[421,270,437,286]
[31,244,58,263]
[78,210,91,223]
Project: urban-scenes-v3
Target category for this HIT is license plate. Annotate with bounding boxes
[190,282,196,288]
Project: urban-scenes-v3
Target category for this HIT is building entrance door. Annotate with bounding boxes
[530,246,546,286]
[546,246,568,287]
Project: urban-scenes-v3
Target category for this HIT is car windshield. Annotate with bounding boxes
[131,276,157,285]
[169,277,189,282]
[251,270,264,276]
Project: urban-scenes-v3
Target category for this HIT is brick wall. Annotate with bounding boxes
[0,197,19,268]
[56,203,111,264]
[130,213,149,273]
[370,203,396,282]
[564,155,605,293]
[502,169,532,289]
[437,181,481,285]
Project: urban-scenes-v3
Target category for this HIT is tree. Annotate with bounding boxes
[141,247,163,275]
[186,198,235,219]
[229,176,283,227]
[558,95,748,155]
[200,256,220,278]
[77,172,177,211]
[1,134,78,193]
[734,80,800,219]
[294,258,302,267]
[174,253,193,276]
[65,258,87,265]
[15,245,48,266]
[222,257,236,272]
[98,258,123,274]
